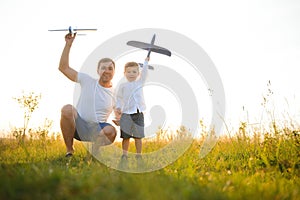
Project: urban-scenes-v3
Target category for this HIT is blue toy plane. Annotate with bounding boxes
[48,26,97,35]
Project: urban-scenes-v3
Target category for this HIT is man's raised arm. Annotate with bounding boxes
[59,33,78,82]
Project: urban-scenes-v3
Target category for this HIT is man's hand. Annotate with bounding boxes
[65,33,77,46]
[112,119,120,126]
[113,108,122,126]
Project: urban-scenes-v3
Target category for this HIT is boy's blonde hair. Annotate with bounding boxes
[124,62,139,72]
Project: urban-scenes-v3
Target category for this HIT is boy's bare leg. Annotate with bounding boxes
[60,104,77,154]
[135,138,142,155]
[135,138,144,168]
[118,138,130,169]
[122,138,130,156]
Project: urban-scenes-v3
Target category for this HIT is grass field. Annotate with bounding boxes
[0,125,299,200]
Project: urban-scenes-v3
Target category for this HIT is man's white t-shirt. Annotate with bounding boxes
[76,72,114,123]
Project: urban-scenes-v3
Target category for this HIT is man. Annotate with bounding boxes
[59,32,118,157]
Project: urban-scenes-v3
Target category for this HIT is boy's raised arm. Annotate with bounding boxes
[140,56,150,81]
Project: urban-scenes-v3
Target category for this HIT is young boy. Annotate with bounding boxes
[114,56,150,162]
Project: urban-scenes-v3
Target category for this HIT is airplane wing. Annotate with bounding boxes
[48,29,69,31]
[127,41,172,57]
[48,28,97,32]
[73,28,97,31]
[138,63,154,70]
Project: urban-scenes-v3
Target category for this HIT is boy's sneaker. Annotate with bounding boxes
[135,154,144,168]
[119,155,128,170]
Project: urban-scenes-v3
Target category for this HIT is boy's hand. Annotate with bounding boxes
[113,108,122,126]
[115,108,122,116]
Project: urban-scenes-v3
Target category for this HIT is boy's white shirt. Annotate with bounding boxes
[116,60,148,114]
[76,72,114,123]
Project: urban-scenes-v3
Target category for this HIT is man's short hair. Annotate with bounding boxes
[98,58,115,69]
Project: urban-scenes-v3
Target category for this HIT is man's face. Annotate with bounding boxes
[98,61,115,83]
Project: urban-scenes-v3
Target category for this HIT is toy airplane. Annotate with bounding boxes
[48,26,97,35]
[127,34,172,57]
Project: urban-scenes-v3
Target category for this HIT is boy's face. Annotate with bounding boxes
[124,66,139,82]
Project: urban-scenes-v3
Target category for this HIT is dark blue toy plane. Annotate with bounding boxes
[127,34,171,57]
[127,34,171,70]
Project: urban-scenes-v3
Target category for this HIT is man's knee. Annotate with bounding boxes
[61,104,77,119]
[103,126,117,143]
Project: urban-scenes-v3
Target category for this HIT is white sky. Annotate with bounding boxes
[1,0,300,135]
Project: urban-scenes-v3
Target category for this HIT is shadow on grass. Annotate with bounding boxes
[0,148,227,200]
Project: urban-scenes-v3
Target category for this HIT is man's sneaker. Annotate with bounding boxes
[65,152,73,158]
[91,143,101,155]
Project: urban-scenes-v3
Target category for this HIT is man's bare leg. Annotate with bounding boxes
[60,104,77,154]
[92,125,117,154]
[95,125,117,146]
[102,125,117,145]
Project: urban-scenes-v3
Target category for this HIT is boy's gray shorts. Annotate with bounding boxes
[120,112,144,139]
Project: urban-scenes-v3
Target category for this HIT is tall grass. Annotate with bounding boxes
[0,121,299,200]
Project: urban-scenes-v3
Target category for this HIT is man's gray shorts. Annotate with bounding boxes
[120,112,144,139]
[74,113,112,141]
